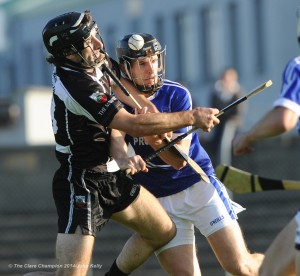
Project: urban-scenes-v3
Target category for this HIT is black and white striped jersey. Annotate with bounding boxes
[50,65,123,170]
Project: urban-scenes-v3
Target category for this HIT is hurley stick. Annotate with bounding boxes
[215,164,300,193]
[145,80,273,160]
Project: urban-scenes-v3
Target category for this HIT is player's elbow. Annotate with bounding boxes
[281,119,295,132]
[276,107,298,132]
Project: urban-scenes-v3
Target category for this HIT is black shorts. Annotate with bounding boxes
[52,167,140,237]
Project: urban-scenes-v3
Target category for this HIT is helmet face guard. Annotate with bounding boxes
[116,33,166,94]
[42,11,107,68]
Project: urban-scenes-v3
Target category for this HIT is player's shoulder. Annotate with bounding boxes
[57,66,93,85]
[162,79,190,95]
[163,79,186,88]
[282,56,300,80]
[292,56,300,63]
[286,56,300,70]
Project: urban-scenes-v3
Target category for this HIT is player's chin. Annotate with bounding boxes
[143,79,156,86]
[94,53,106,64]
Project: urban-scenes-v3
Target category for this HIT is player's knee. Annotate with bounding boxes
[148,220,176,249]
[158,221,176,247]
[165,219,176,239]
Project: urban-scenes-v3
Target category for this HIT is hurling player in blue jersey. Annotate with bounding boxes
[233,8,300,276]
[111,33,264,276]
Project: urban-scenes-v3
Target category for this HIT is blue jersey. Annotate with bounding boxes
[124,80,215,197]
[274,57,300,135]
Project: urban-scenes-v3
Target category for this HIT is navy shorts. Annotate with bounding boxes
[52,167,140,237]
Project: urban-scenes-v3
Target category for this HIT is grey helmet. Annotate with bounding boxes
[116,33,166,94]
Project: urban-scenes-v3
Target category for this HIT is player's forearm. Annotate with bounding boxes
[110,107,218,137]
[109,129,128,160]
[246,108,293,143]
[130,108,214,137]
[132,112,192,136]
[246,122,283,143]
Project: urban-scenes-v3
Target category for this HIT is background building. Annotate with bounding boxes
[0,0,299,132]
[0,1,299,275]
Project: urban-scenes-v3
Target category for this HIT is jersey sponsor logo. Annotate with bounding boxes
[133,137,149,146]
[210,215,224,226]
[75,195,86,208]
[130,184,138,196]
[98,98,116,115]
[89,91,107,103]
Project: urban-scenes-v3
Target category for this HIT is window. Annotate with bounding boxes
[253,0,265,73]
[155,15,165,49]
[228,2,240,71]
[41,43,52,86]
[199,6,223,82]
[24,44,34,85]
[104,25,117,60]
[131,17,143,33]
[174,11,199,84]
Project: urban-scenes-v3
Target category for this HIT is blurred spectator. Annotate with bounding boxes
[209,67,246,164]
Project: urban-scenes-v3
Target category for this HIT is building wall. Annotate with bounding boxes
[0,0,299,136]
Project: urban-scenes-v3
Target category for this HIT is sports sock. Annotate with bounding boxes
[105,259,128,276]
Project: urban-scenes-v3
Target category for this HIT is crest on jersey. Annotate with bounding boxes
[89,91,107,103]
[75,195,86,208]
